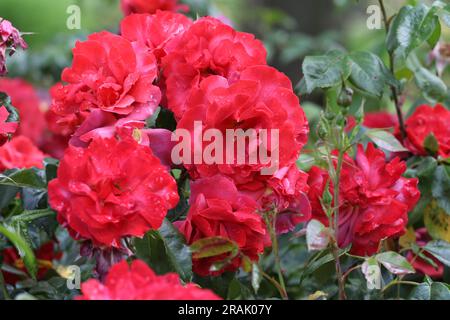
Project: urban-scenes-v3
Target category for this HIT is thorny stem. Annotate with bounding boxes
[378,0,407,140]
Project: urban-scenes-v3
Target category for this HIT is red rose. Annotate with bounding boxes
[400,104,450,158]
[49,31,161,139]
[346,111,398,132]
[120,0,189,16]
[1,241,61,285]
[175,175,269,276]
[48,133,179,247]
[0,19,27,76]
[162,17,267,119]
[176,65,309,186]
[0,78,46,145]
[241,165,311,235]
[120,11,192,62]
[406,228,444,279]
[77,260,220,300]
[307,143,420,256]
[0,105,17,146]
[0,135,46,171]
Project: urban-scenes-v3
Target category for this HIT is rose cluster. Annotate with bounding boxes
[43,3,425,289]
[45,7,311,278]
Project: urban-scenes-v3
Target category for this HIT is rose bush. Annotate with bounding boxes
[0,0,449,302]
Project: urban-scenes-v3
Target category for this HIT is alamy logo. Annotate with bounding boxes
[367,5,382,30]
[66,5,81,30]
[66,265,81,290]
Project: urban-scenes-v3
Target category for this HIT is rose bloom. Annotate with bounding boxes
[399,104,450,158]
[307,143,420,256]
[0,135,46,171]
[241,164,311,235]
[175,175,269,276]
[162,17,267,119]
[177,65,309,186]
[48,133,179,247]
[48,31,160,139]
[120,11,192,62]
[1,241,61,285]
[78,260,220,300]
[120,0,188,16]
[0,78,46,145]
[346,111,398,132]
[0,18,27,76]
[406,228,444,279]
[0,105,17,146]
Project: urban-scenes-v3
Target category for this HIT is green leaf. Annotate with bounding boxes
[306,219,329,251]
[427,21,441,49]
[375,251,415,275]
[423,133,439,156]
[366,129,408,152]
[0,223,37,279]
[302,50,351,93]
[226,278,252,300]
[191,237,239,273]
[432,165,450,215]
[0,185,19,209]
[362,257,381,290]
[434,1,450,27]
[44,158,59,184]
[301,248,349,279]
[0,168,46,190]
[410,281,450,300]
[424,199,450,242]
[348,51,395,97]
[134,220,192,281]
[158,219,192,282]
[413,66,448,103]
[387,4,440,58]
[424,240,450,267]
[190,237,238,259]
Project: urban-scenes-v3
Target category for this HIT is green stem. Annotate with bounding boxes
[257,264,288,299]
[382,280,419,294]
[378,0,406,140]
[264,212,288,300]
[10,209,55,223]
[342,264,362,283]
[272,228,287,299]
[326,145,347,300]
